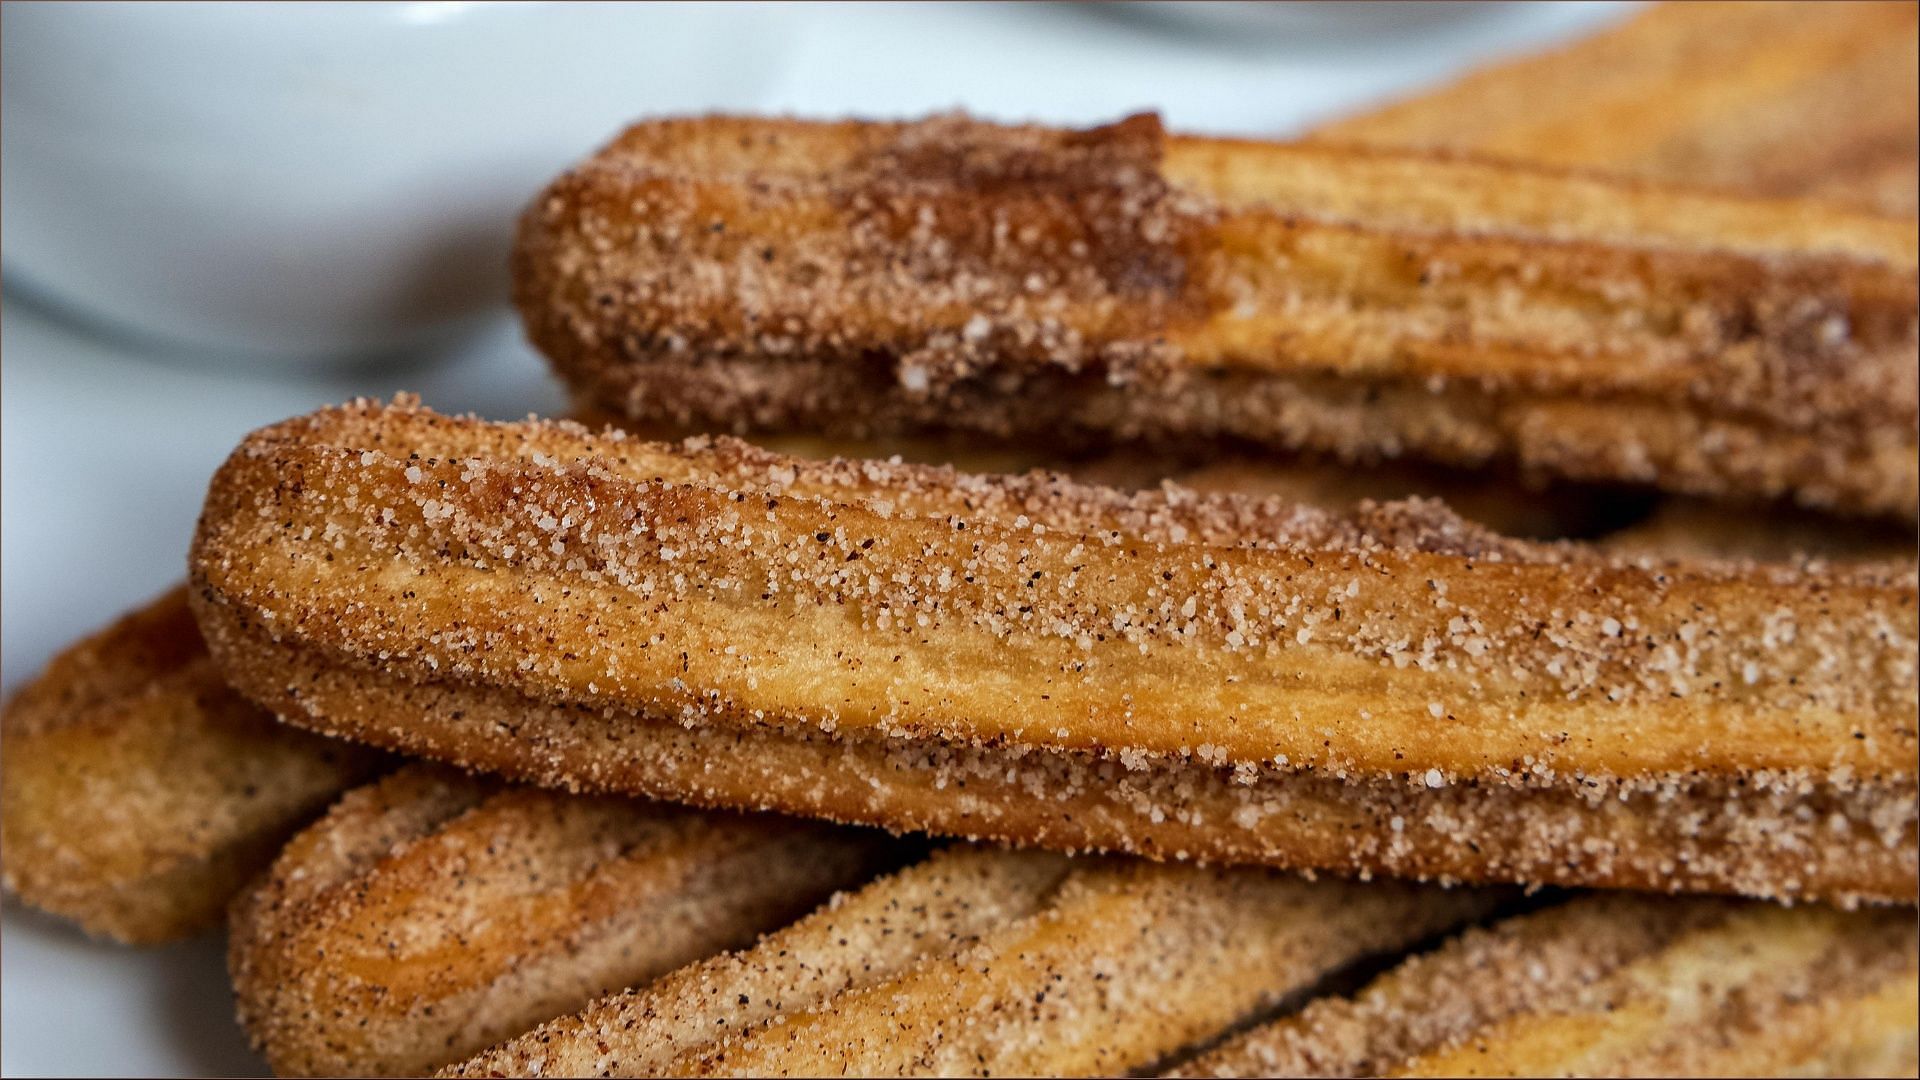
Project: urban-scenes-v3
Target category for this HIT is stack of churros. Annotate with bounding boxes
[516,110,1916,519]
[6,4,1915,1076]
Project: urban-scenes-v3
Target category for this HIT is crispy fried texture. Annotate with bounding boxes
[188,400,1919,903]
[516,112,1919,518]
[447,845,1497,1077]
[1178,896,1918,1078]
[0,585,379,943]
[1318,1,1920,215]
[230,764,894,1076]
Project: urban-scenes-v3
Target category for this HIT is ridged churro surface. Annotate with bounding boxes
[1177,895,1919,1078]
[1,586,379,943]
[230,764,893,1076]
[188,400,1918,903]
[517,112,1919,517]
[1320,1,1920,215]
[447,845,1495,1077]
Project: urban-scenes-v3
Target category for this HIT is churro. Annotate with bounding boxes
[1320,1,1920,216]
[1,585,380,943]
[189,400,1919,903]
[516,113,1918,518]
[230,764,894,1076]
[1175,895,1919,1078]
[447,844,1496,1077]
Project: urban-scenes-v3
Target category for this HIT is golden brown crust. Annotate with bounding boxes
[0,585,380,943]
[230,763,895,1076]
[1318,1,1920,216]
[447,846,1497,1078]
[1173,895,1919,1078]
[515,112,1919,518]
[188,400,1918,903]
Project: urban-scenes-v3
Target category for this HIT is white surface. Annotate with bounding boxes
[2,1,793,361]
[0,3,1630,1075]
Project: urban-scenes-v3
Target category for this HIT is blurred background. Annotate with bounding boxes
[0,1,1661,1073]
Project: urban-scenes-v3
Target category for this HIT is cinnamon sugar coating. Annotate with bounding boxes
[189,399,1919,903]
[230,765,892,1076]
[1174,893,1919,1077]
[515,112,1919,517]
[445,845,1495,1078]
[0,585,381,943]
[1175,891,1912,1076]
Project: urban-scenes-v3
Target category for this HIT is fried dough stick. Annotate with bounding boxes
[447,845,1497,1077]
[516,113,1918,518]
[1,585,381,942]
[1175,895,1919,1078]
[189,400,1919,903]
[1319,1,1920,216]
[230,764,896,1076]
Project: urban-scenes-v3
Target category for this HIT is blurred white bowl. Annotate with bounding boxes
[0,1,791,364]
[1123,1,1500,36]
